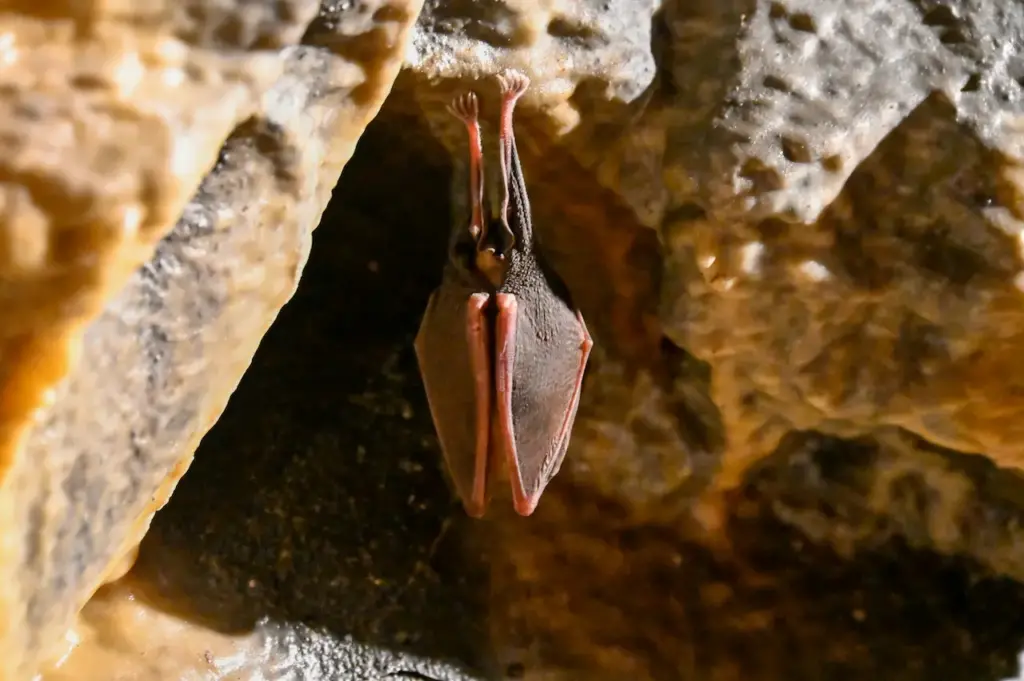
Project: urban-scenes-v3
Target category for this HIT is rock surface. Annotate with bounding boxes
[103,112,490,680]
[0,0,421,678]
[404,0,1024,575]
[12,0,1024,678]
[47,103,1024,681]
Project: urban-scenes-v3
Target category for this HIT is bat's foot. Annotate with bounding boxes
[448,91,479,123]
[496,70,528,160]
[496,69,530,102]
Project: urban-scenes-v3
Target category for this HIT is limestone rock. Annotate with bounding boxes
[75,101,1024,680]
[63,103,489,681]
[750,427,1024,582]
[12,0,1024,676]
[0,0,422,678]
[407,0,1024,580]
[33,0,1024,674]
[657,0,1024,503]
[408,0,661,220]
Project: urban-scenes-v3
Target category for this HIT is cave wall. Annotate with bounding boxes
[6,0,1024,679]
[404,0,1024,569]
[0,1,421,678]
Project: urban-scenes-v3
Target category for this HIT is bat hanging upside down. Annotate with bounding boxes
[414,70,593,518]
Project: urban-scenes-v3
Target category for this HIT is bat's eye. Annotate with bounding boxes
[482,217,514,258]
[475,248,508,289]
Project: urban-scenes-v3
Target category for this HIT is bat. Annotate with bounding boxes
[414,70,593,518]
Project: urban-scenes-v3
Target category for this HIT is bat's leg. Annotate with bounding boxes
[448,91,485,244]
[465,292,493,518]
[495,70,530,222]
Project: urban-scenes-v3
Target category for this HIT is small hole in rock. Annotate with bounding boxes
[738,158,784,191]
[505,661,526,678]
[923,5,958,27]
[781,136,813,164]
[940,27,967,44]
[769,2,786,19]
[547,16,598,41]
[788,12,817,33]
[69,74,106,90]
[213,16,246,46]
[756,217,789,241]
[961,73,982,92]
[763,74,791,92]
[972,192,996,208]
[821,154,843,173]
[665,202,707,223]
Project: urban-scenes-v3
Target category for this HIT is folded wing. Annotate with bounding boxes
[414,275,493,517]
[493,281,592,516]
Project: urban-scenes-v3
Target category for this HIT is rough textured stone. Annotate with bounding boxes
[18,0,1024,677]
[50,101,1024,681]
[50,107,488,681]
[750,427,1024,581]
[655,0,1024,520]
[406,0,1024,564]
[172,0,321,49]
[394,0,1024,675]
[1,0,422,677]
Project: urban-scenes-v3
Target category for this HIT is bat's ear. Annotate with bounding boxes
[446,219,481,279]
[503,166,531,248]
[482,214,515,258]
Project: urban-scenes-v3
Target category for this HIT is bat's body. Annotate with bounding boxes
[414,72,593,518]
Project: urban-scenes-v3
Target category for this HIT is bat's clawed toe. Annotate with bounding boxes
[496,69,530,100]
[448,91,479,123]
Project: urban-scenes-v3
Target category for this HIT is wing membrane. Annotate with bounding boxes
[414,276,493,517]
[494,288,592,516]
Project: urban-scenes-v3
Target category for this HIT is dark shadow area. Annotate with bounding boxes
[130,99,494,679]
[482,478,1024,681]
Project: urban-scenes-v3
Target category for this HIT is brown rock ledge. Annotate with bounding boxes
[0,0,421,677]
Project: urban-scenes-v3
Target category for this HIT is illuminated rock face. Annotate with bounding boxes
[10,0,1024,679]
[406,0,1024,572]
[0,1,421,678]
[396,1,1024,676]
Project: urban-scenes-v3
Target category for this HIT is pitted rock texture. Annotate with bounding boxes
[749,427,1024,580]
[50,106,489,681]
[17,0,1024,678]
[657,0,1024,520]
[1,0,422,678]
[408,0,1024,572]
[50,0,1024,677]
[47,102,1024,681]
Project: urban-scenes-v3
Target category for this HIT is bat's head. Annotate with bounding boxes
[448,72,534,291]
